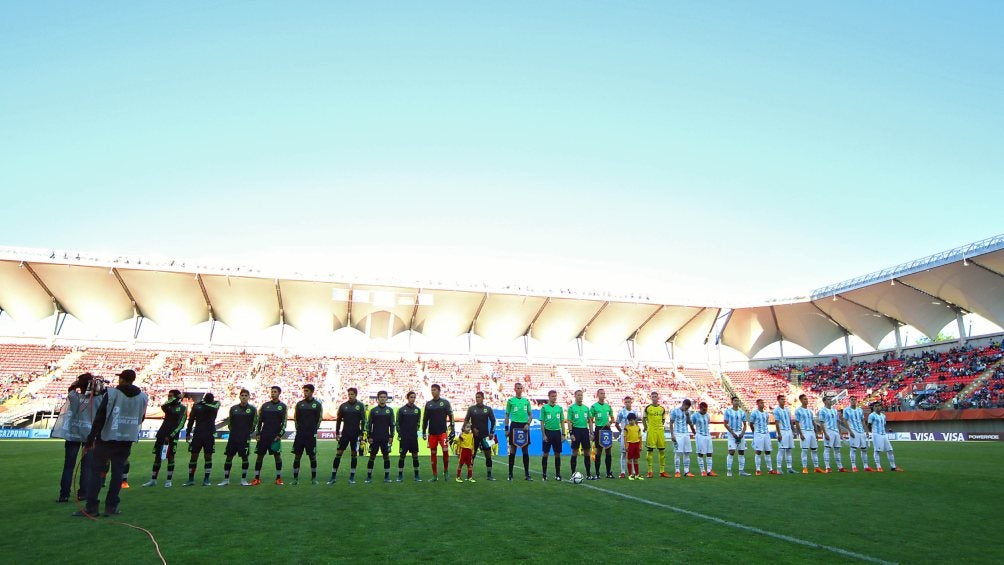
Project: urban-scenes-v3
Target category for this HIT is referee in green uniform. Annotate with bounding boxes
[505,382,533,481]
[540,390,564,481]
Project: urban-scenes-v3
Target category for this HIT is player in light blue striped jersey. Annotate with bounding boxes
[817,396,847,473]
[772,394,795,474]
[866,403,902,472]
[690,402,716,477]
[669,399,695,477]
[723,396,750,477]
[749,399,777,475]
[793,394,822,473]
[841,396,868,472]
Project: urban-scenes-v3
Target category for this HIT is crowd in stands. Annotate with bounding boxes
[4,339,1004,420]
[770,342,1004,410]
[960,365,1004,409]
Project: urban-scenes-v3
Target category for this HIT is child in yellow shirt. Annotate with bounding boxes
[624,413,644,480]
[456,421,475,482]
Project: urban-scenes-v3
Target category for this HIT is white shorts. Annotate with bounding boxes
[753,433,771,452]
[727,434,746,451]
[695,435,713,454]
[672,434,692,453]
[777,429,794,449]
[848,431,868,449]
[799,431,818,449]
[872,433,892,452]
[823,430,841,449]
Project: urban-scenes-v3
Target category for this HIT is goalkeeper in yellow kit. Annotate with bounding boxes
[643,391,670,478]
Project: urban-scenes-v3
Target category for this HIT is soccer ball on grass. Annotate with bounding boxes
[570,472,584,484]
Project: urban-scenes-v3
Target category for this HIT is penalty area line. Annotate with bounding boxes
[492,457,895,565]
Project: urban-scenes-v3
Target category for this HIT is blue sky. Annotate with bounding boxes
[2,2,1001,302]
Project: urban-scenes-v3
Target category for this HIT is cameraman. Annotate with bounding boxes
[73,370,148,517]
[53,373,98,503]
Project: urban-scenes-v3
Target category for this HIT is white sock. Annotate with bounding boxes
[697,455,705,473]
[674,452,681,473]
[754,453,761,472]
[738,453,745,471]
[765,453,773,471]
[776,450,783,470]
[683,454,690,473]
[811,451,819,468]
[848,448,858,468]
[835,450,843,469]
[824,449,831,469]
[873,449,882,469]
[887,451,896,468]
[727,454,733,473]
[801,449,808,468]
[706,455,712,472]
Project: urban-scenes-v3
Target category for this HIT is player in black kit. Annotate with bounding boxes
[142,389,187,488]
[396,391,422,482]
[292,384,323,485]
[252,386,287,486]
[183,393,220,486]
[365,390,394,483]
[218,389,256,486]
[465,391,498,480]
[422,384,454,482]
[328,387,367,485]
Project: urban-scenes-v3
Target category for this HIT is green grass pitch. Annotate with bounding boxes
[1,440,1001,564]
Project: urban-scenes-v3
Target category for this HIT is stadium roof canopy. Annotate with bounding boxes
[1,234,1002,357]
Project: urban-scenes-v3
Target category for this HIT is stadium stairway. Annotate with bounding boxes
[136,352,170,387]
[557,366,580,392]
[21,349,83,398]
[942,357,1004,409]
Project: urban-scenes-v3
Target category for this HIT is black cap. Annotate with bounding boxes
[117,369,137,381]
[203,393,215,403]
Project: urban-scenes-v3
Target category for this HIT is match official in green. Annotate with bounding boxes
[590,388,615,479]
[505,382,533,481]
[540,389,564,481]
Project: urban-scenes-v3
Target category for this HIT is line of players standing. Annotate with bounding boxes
[60,375,904,517]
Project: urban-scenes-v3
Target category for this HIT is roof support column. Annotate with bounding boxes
[132,307,144,341]
[894,325,903,357]
[956,311,967,346]
[843,332,851,365]
[52,310,66,337]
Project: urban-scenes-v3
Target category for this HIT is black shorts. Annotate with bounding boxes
[542,429,562,455]
[368,439,391,457]
[337,434,360,452]
[255,438,281,456]
[593,426,612,450]
[507,422,530,449]
[189,435,215,456]
[293,434,317,456]
[153,436,178,459]
[473,433,492,453]
[571,428,590,451]
[399,434,419,454]
[224,439,250,458]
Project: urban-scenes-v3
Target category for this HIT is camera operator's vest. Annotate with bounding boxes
[53,391,95,442]
[100,388,149,442]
